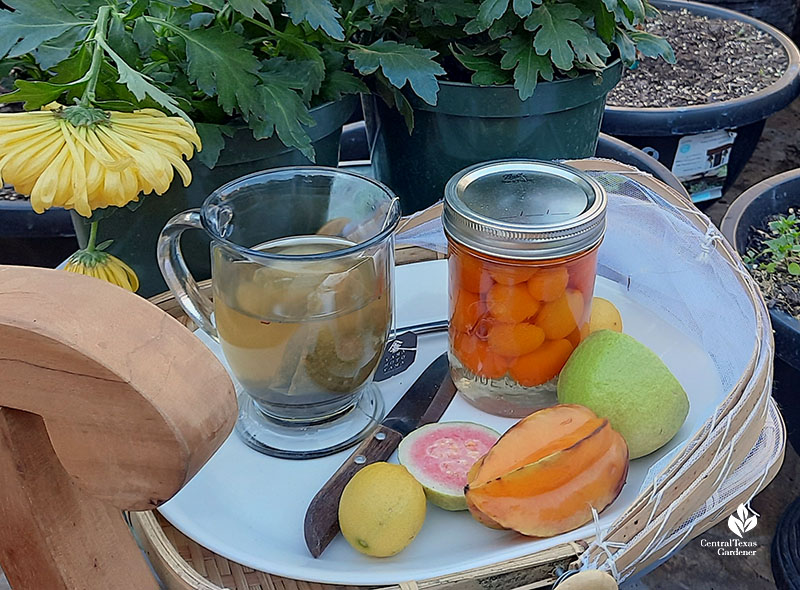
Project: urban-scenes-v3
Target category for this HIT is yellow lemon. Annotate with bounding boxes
[338,462,426,557]
[589,297,623,333]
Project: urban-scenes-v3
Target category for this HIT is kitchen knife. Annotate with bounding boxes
[303,352,456,558]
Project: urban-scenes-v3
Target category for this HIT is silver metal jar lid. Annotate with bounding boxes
[442,160,607,260]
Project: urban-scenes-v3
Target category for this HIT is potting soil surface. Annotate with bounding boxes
[0,186,27,201]
[607,8,788,108]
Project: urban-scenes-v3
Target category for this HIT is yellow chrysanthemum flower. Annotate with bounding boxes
[64,248,140,292]
[0,103,201,217]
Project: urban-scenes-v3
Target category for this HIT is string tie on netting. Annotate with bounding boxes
[584,506,625,580]
[699,224,724,258]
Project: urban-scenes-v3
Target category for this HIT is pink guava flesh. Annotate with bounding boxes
[400,422,499,494]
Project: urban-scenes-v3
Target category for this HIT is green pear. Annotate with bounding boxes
[557,330,689,459]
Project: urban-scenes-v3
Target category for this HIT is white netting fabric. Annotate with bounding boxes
[396,169,758,389]
[395,164,782,583]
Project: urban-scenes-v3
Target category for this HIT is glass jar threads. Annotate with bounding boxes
[443,160,607,418]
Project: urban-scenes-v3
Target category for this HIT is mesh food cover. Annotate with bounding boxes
[395,161,782,582]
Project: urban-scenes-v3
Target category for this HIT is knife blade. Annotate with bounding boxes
[303,352,456,558]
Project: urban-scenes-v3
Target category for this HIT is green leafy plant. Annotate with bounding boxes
[0,0,432,166]
[327,0,675,117]
[0,0,674,168]
[744,213,800,276]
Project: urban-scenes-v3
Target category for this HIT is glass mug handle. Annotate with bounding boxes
[157,209,218,339]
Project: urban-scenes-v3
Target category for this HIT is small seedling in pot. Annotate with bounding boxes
[744,213,800,276]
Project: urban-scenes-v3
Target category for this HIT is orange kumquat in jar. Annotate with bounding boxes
[442,161,607,417]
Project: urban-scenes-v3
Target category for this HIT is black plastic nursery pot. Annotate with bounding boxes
[602,0,800,203]
[0,200,78,267]
[366,61,624,213]
[73,96,358,298]
[720,169,800,452]
[695,0,797,37]
[720,169,800,370]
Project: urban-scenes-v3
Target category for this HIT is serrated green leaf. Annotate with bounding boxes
[524,3,585,71]
[283,0,344,40]
[0,0,91,59]
[349,40,444,105]
[594,4,615,43]
[601,0,619,12]
[374,0,406,18]
[35,25,88,70]
[614,28,636,64]
[488,11,518,39]
[188,12,214,29]
[109,13,140,65]
[499,34,552,100]
[374,70,414,131]
[252,78,315,161]
[228,0,274,21]
[51,0,108,19]
[0,79,73,109]
[453,47,511,86]
[630,30,675,63]
[126,0,150,21]
[513,0,540,18]
[168,24,263,121]
[132,18,158,54]
[195,122,235,168]
[432,0,476,25]
[474,0,510,31]
[272,29,325,98]
[192,0,225,9]
[49,42,91,83]
[620,0,645,21]
[98,37,187,118]
[571,28,611,67]
[644,2,660,19]
[319,70,368,102]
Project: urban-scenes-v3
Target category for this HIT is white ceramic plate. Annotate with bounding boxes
[159,260,723,585]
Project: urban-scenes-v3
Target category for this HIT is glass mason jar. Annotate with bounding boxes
[443,160,607,418]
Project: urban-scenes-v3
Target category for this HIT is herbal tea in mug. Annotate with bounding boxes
[158,168,401,459]
[213,236,391,416]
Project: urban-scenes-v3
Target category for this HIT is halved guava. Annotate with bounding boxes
[398,422,500,511]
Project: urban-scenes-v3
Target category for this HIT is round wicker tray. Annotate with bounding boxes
[133,160,784,590]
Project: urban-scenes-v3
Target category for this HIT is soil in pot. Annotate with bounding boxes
[608,9,788,108]
[602,2,800,204]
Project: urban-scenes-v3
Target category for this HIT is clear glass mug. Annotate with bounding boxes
[158,167,401,459]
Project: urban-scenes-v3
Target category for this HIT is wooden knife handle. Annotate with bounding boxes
[304,424,404,558]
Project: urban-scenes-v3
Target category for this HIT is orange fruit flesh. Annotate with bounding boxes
[467,423,629,537]
[449,243,598,386]
[470,405,601,486]
[535,289,585,340]
[451,289,483,333]
[452,332,509,380]
[487,322,545,357]
[489,263,537,286]
[486,283,540,323]
[508,339,574,387]
[527,267,569,302]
